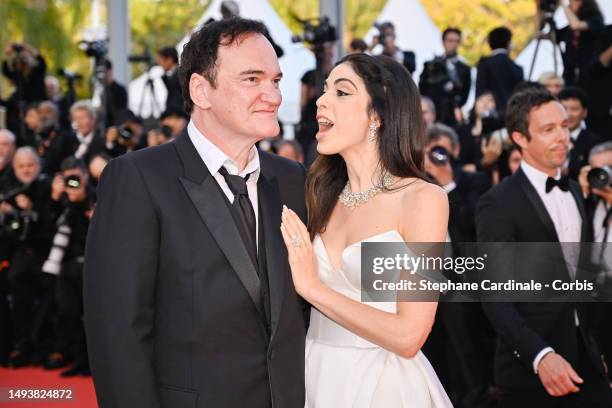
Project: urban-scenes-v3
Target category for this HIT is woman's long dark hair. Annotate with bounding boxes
[305,53,427,239]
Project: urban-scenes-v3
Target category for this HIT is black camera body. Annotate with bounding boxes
[65,175,82,190]
[291,17,337,45]
[588,166,612,189]
[79,40,108,60]
[117,125,134,141]
[423,57,450,86]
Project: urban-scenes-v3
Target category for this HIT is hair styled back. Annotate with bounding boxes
[305,53,426,239]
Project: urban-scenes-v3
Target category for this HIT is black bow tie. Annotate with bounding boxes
[545,176,570,193]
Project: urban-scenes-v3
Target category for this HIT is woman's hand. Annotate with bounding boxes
[280,205,322,300]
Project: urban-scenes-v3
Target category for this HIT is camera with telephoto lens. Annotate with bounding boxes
[429,146,451,166]
[587,166,612,189]
[64,175,81,190]
[291,17,337,46]
[78,39,108,60]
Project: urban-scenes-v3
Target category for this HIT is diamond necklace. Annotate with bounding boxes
[338,174,395,209]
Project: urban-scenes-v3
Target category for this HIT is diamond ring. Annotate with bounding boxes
[291,234,302,247]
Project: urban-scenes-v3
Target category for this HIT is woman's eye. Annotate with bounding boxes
[336,90,349,96]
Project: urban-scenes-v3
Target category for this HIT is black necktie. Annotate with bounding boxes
[545,176,570,193]
[218,166,258,269]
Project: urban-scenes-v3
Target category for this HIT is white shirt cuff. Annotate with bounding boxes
[533,347,554,374]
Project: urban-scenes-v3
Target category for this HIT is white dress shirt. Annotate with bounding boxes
[187,120,260,248]
[74,131,94,160]
[521,160,583,373]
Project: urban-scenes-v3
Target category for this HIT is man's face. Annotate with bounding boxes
[514,101,570,172]
[156,55,175,71]
[13,152,40,184]
[560,98,587,131]
[0,135,15,169]
[421,100,436,126]
[589,151,612,169]
[24,108,40,131]
[38,103,56,128]
[382,27,396,48]
[443,32,461,56]
[71,108,94,136]
[195,33,282,143]
[543,77,563,97]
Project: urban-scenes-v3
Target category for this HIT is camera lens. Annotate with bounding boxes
[587,166,612,190]
[65,175,81,189]
[429,146,450,166]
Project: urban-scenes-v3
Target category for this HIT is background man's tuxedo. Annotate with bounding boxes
[567,129,602,181]
[84,130,308,408]
[475,52,523,111]
[476,167,609,405]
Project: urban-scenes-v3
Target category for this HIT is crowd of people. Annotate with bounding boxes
[0,0,610,407]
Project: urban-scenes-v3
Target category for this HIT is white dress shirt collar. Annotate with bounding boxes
[520,160,560,195]
[187,120,260,182]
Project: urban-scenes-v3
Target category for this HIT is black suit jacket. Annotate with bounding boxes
[568,129,602,180]
[448,168,491,243]
[84,131,308,408]
[476,167,604,389]
[476,52,524,111]
[161,69,183,112]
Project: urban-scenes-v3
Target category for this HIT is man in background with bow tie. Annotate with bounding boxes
[476,87,612,407]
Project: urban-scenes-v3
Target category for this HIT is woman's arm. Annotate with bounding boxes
[281,183,449,358]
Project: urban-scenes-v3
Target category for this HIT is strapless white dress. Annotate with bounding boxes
[305,230,452,408]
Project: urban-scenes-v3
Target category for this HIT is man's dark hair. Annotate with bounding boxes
[488,26,512,50]
[558,86,589,109]
[157,46,179,64]
[442,27,462,41]
[349,38,368,53]
[178,18,271,113]
[61,156,88,173]
[506,87,556,146]
[104,59,113,70]
[160,106,189,121]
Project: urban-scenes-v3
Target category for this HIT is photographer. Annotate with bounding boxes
[476,27,524,111]
[4,148,55,368]
[370,22,416,74]
[558,87,602,180]
[156,46,182,112]
[543,0,605,87]
[422,124,494,407]
[0,129,16,366]
[36,101,78,176]
[103,59,128,127]
[46,157,93,376]
[70,100,106,164]
[578,141,612,382]
[456,91,506,176]
[2,42,47,104]
[159,107,188,139]
[104,109,145,158]
[419,28,472,126]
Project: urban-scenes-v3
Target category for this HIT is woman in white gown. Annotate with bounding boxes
[280,53,453,407]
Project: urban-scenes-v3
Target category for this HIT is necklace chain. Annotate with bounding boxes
[338,174,395,209]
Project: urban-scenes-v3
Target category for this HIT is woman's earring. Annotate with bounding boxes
[368,122,378,142]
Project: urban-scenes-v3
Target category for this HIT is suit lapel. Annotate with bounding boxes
[515,168,559,241]
[173,132,265,318]
[569,181,590,242]
[258,159,286,339]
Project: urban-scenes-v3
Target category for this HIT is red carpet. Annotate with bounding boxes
[0,366,98,407]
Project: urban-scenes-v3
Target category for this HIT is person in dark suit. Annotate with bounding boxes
[103,59,128,127]
[156,46,183,113]
[84,18,308,408]
[372,22,416,74]
[476,88,612,407]
[68,100,106,165]
[558,87,603,180]
[420,28,472,127]
[422,123,495,407]
[476,27,524,112]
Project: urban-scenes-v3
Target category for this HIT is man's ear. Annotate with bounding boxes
[189,73,212,110]
[511,131,529,150]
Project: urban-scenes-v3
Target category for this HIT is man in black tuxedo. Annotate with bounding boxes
[476,26,524,112]
[558,87,602,181]
[420,28,472,127]
[476,88,611,407]
[84,19,308,408]
[157,46,183,113]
